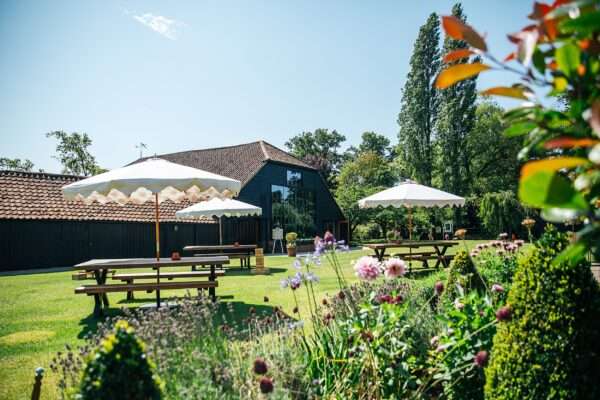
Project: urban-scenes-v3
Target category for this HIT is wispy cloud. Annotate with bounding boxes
[132,13,185,40]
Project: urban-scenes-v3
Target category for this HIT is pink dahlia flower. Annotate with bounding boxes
[384,258,406,279]
[353,256,381,281]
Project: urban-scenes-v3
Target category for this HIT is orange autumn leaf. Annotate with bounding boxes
[441,16,488,51]
[521,157,588,179]
[436,63,491,89]
[443,49,475,63]
[481,86,530,100]
[543,137,599,149]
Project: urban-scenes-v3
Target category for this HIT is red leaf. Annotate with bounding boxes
[441,16,488,51]
[443,49,475,63]
[528,2,552,20]
[543,137,599,149]
[504,52,517,62]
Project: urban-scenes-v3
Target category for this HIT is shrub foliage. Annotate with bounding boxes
[79,320,163,400]
[485,227,600,399]
[446,249,486,299]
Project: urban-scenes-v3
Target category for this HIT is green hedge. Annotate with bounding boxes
[485,227,600,399]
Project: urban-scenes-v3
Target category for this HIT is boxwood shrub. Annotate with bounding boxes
[445,249,486,299]
[79,320,163,400]
[485,227,600,399]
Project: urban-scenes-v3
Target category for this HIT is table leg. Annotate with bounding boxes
[156,266,161,308]
[92,270,108,317]
[434,246,450,268]
[375,248,386,262]
[100,270,109,308]
[209,264,216,302]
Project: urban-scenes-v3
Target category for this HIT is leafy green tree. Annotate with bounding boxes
[467,102,521,195]
[346,131,393,162]
[46,131,104,176]
[335,151,396,239]
[396,12,440,186]
[285,128,346,188]
[478,191,526,237]
[0,157,34,171]
[435,3,478,195]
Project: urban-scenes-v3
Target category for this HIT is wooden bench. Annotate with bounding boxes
[75,280,218,296]
[194,252,252,269]
[72,270,114,280]
[390,252,439,270]
[111,270,225,300]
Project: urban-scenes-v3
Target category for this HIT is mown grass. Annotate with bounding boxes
[0,241,484,399]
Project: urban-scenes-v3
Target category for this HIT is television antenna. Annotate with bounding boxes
[135,142,148,158]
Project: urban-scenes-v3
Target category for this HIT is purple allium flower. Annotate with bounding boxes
[259,376,274,394]
[289,277,301,290]
[392,295,403,304]
[384,258,406,279]
[324,231,335,244]
[293,258,302,269]
[305,271,319,283]
[496,306,512,322]
[474,350,488,368]
[253,358,268,375]
[377,294,392,304]
[491,284,504,293]
[434,281,444,296]
[354,256,381,281]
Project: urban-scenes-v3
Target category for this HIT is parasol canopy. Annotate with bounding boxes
[176,198,262,244]
[62,157,241,205]
[358,180,464,240]
[358,180,465,209]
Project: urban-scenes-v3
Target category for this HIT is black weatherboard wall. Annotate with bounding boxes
[237,160,344,248]
[0,219,259,271]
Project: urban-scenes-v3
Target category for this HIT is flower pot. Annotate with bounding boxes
[287,247,297,257]
[591,263,600,284]
[171,252,181,261]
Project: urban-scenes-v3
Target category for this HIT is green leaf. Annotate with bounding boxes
[504,122,537,137]
[560,11,600,35]
[519,170,589,211]
[552,242,587,267]
[532,49,546,74]
[555,43,581,77]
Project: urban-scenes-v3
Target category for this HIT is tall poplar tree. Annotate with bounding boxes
[435,3,478,195]
[396,13,440,186]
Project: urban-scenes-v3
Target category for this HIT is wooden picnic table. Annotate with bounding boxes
[183,244,257,268]
[74,256,229,315]
[365,241,459,268]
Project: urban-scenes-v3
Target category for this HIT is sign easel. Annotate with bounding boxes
[272,228,284,254]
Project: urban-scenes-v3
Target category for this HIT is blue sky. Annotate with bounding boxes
[0,0,531,173]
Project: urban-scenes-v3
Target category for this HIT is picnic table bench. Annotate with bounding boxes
[183,244,256,269]
[111,270,226,300]
[365,241,458,270]
[74,256,229,316]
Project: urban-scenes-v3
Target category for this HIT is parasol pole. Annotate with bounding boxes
[155,193,161,307]
[408,206,413,240]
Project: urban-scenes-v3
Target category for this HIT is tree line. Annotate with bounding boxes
[285,4,524,239]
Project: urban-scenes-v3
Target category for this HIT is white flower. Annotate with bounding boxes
[589,144,600,165]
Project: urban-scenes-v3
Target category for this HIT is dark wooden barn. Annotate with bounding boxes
[0,141,345,271]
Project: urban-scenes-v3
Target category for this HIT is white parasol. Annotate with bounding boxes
[358,180,464,239]
[176,197,262,244]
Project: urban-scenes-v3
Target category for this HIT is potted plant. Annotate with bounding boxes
[285,232,298,257]
[386,230,401,244]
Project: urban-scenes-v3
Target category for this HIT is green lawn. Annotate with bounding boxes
[0,242,484,399]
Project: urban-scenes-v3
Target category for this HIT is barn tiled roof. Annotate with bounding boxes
[135,140,314,186]
[0,170,212,223]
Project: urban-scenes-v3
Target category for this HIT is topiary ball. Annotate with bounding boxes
[485,226,600,399]
[79,320,163,400]
[445,249,486,299]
